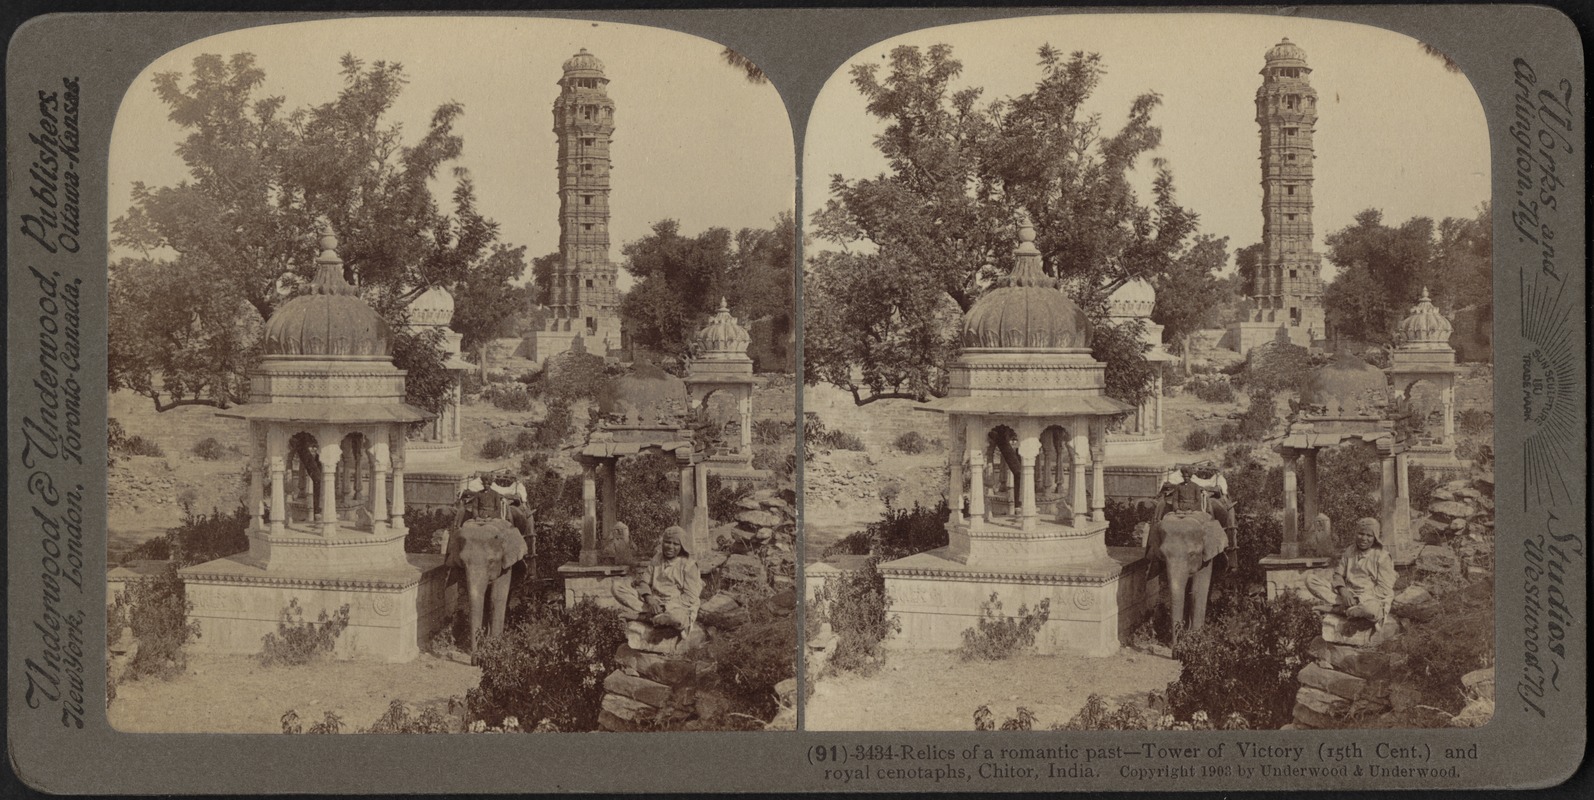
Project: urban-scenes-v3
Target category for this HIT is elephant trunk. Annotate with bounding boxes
[464,563,490,657]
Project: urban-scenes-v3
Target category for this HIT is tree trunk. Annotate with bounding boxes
[1182,333,1193,376]
[478,341,489,382]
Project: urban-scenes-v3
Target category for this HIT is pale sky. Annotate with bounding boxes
[803,13,1491,278]
[108,17,796,290]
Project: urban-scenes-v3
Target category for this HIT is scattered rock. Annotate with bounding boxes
[1461,667,1495,701]
[1429,500,1475,521]
[1392,585,1432,608]
[1449,698,1493,728]
[1415,545,1461,576]
[603,671,673,707]
[736,509,784,530]
[1298,663,1368,701]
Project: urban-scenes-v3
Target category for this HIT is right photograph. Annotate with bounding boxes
[801,14,1494,732]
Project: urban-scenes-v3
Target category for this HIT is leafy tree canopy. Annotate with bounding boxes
[1322,204,1490,346]
[807,43,1203,405]
[110,52,520,412]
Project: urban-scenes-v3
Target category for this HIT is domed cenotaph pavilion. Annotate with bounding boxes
[1103,277,1176,460]
[401,285,476,509]
[684,299,764,479]
[180,227,447,662]
[878,217,1156,657]
[1387,288,1466,474]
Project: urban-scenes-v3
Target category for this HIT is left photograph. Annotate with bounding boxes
[104,17,797,733]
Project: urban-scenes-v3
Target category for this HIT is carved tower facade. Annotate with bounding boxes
[533,49,622,359]
[1233,38,1325,352]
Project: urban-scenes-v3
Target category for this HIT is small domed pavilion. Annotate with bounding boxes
[879,216,1150,657]
[684,299,760,477]
[1387,288,1464,469]
[181,226,445,662]
[402,285,476,508]
[1103,278,1176,459]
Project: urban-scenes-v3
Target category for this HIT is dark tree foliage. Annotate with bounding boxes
[807,43,1203,406]
[110,52,516,413]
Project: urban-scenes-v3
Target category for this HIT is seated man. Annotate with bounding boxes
[1305,518,1397,624]
[455,470,534,552]
[612,526,702,632]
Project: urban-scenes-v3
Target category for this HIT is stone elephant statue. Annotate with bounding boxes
[444,518,529,657]
[1144,508,1228,641]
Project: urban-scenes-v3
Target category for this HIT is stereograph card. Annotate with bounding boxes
[5,4,1585,794]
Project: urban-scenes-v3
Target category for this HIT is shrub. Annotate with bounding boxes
[123,435,166,458]
[1104,498,1157,548]
[259,599,351,666]
[1182,428,1223,452]
[191,437,227,460]
[893,430,930,454]
[404,506,456,554]
[481,382,537,412]
[480,437,513,460]
[280,710,346,734]
[957,593,1051,661]
[1166,591,1320,729]
[1057,694,1153,730]
[542,352,611,404]
[752,418,795,445]
[816,429,865,452]
[466,600,627,732]
[1379,576,1494,713]
[1191,376,1237,404]
[1458,408,1493,436]
[706,473,748,525]
[459,371,484,398]
[109,567,201,681]
[513,428,541,452]
[811,558,899,676]
[363,699,454,733]
[123,505,250,567]
[823,502,949,561]
[700,594,797,725]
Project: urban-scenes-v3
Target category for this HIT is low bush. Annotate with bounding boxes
[706,473,748,525]
[751,418,795,445]
[1190,376,1237,404]
[1057,694,1153,730]
[122,505,250,567]
[404,506,456,554]
[466,600,627,732]
[480,437,513,460]
[1458,408,1493,436]
[957,593,1051,661]
[893,430,930,454]
[816,429,865,451]
[810,558,898,676]
[259,599,351,666]
[701,593,797,725]
[1379,576,1494,713]
[280,710,347,734]
[481,382,537,412]
[192,437,227,460]
[1182,428,1223,452]
[363,699,454,733]
[122,435,166,458]
[822,502,949,561]
[1166,591,1320,729]
[109,566,201,681]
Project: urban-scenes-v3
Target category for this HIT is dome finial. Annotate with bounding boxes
[310,219,356,296]
[1419,285,1431,302]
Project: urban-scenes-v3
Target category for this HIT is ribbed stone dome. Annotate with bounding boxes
[562,48,606,76]
[694,298,751,359]
[1396,287,1453,351]
[1265,38,1309,67]
[409,286,455,327]
[262,230,389,357]
[962,218,1092,350]
[1107,278,1157,320]
[597,361,686,421]
[1300,349,1388,412]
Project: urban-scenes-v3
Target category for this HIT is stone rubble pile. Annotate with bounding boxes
[1290,470,1496,730]
[598,486,798,731]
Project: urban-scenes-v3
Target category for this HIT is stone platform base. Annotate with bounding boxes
[403,470,469,510]
[179,554,449,662]
[878,546,1154,657]
[558,563,630,610]
[703,463,772,483]
[1104,432,1166,460]
[1260,554,1331,602]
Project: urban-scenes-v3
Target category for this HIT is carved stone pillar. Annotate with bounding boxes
[738,389,753,456]
[390,432,407,531]
[948,417,965,523]
[318,427,343,538]
[601,460,618,542]
[1018,433,1041,531]
[579,457,600,567]
[1282,449,1300,558]
[372,435,390,526]
[965,421,986,527]
[1088,420,1107,522]
[1300,448,1319,538]
[248,423,264,532]
[1070,425,1089,527]
[268,428,286,534]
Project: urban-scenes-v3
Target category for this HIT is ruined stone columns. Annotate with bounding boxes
[372,435,390,526]
[318,429,342,538]
[948,418,965,524]
[1301,448,1320,538]
[1282,449,1300,558]
[389,435,406,530]
[601,459,618,542]
[1018,432,1040,531]
[579,456,600,567]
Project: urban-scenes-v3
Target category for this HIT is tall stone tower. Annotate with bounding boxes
[531,48,622,360]
[1231,38,1325,353]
